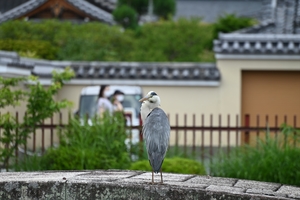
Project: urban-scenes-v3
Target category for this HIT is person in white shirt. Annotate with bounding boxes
[97,85,114,115]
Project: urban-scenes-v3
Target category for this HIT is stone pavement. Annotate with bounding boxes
[0,170,299,199]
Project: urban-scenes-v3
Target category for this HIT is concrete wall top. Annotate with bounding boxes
[0,170,299,199]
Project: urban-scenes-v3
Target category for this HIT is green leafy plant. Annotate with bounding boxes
[0,39,58,59]
[153,0,176,20]
[0,68,74,171]
[117,0,148,20]
[210,124,300,186]
[41,113,131,170]
[131,18,214,62]
[130,157,206,175]
[113,5,138,29]
[0,19,216,61]
[213,14,256,39]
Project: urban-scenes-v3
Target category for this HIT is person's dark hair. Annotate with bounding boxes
[113,90,124,96]
[98,85,109,98]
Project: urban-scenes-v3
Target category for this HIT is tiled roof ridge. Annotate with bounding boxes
[0,0,114,25]
[0,50,220,83]
[0,0,46,24]
[66,0,114,24]
[214,19,300,55]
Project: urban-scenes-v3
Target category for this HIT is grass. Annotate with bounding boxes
[210,124,300,186]
[130,157,206,175]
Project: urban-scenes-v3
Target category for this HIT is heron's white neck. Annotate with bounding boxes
[140,100,160,124]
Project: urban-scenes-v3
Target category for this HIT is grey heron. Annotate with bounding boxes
[139,91,170,184]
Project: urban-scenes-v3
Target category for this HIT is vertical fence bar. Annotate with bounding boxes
[284,115,287,146]
[227,114,230,155]
[139,113,143,157]
[256,115,260,147]
[126,113,133,155]
[201,114,204,164]
[244,114,250,144]
[42,120,45,154]
[236,114,239,147]
[15,112,19,164]
[175,114,179,155]
[184,114,187,157]
[167,114,170,149]
[265,115,269,142]
[192,114,196,157]
[24,112,27,155]
[218,114,221,150]
[275,115,278,140]
[33,128,36,153]
[294,115,297,147]
[209,114,213,164]
[50,116,54,147]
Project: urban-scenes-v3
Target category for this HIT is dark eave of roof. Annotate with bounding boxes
[0,0,46,24]
[0,50,220,85]
[0,0,114,25]
[214,31,300,55]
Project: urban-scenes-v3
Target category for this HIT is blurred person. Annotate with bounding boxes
[97,85,114,115]
[111,89,124,112]
[111,89,127,125]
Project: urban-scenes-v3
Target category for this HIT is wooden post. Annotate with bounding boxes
[244,114,250,144]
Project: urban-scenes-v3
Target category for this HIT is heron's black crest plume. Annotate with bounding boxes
[151,92,157,96]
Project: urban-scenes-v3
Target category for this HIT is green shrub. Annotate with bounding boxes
[0,39,58,59]
[131,18,214,62]
[213,14,256,39]
[41,113,131,170]
[130,157,206,175]
[0,19,216,61]
[14,154,47,171]
[117,0,148,18]
[154,0,176,20]
[55,22,135,61]
[210,124,300,186]
[113,5,138,29]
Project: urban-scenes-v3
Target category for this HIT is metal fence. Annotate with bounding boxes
[0,112,299,165]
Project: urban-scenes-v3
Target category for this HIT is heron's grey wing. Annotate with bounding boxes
[143,108,170,172]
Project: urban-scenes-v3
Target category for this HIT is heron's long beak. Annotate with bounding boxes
[139,95,150,102]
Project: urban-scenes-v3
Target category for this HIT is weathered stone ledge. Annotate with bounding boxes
[0,170,299,199]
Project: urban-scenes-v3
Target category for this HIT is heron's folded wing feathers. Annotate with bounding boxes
[143,108,170,172]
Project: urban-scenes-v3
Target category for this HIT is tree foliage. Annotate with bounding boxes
[113,5,138,29]
[42,113,130,170]
[114,0,176,28]
[118,0,148,18]
[130,18,214,62]
[0,19,217,62]
[153,0,176,20]
[0,68,74,170]
[213,14,255,39]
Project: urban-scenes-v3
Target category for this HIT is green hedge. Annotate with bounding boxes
[0,19,214,61]
[130,157,206,175]
[0,39,58,60]
[210,125,300,186]
[15,114,131,171]
[0,17,255,61]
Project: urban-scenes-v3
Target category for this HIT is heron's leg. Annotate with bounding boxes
[160,168,163,184]
[151,169,154,184]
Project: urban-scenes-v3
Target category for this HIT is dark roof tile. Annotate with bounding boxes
[0,50,221,85]
[214,33,300,55]
[0,0,114,24]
